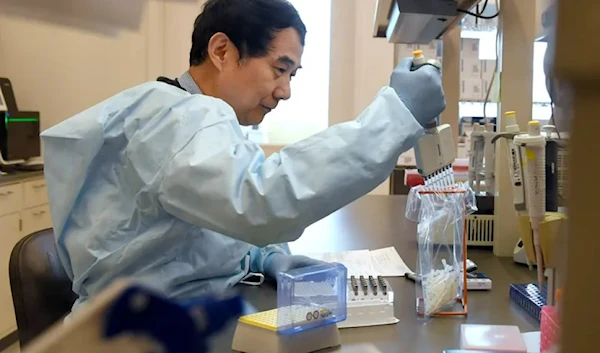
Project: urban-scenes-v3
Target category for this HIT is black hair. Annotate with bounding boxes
[189,0,307,66]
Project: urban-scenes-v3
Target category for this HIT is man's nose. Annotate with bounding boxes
[273,79,291,101]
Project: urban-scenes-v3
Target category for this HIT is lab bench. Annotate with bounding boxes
[2,194,539,352]
[0,170,50,340]
[213,195,539,353]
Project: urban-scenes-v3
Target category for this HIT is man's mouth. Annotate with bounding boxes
[260,105,274,113]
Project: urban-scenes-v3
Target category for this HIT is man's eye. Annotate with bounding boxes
[276,67,286,74]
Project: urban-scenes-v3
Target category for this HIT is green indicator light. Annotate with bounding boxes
[4,113,38,125]
[6,118,38,123]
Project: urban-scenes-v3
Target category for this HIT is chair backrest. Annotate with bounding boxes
[9,229,78,347]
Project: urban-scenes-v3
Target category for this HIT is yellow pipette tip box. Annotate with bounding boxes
[232,263,348,353]
[239,309,280,331]
[232,307,342,353]
[239,306,335,332]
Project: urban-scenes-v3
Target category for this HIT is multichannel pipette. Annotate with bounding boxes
[411,50,457,187]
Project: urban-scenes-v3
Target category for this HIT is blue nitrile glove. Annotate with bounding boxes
[390,57,446,127]
[263,254,326,280]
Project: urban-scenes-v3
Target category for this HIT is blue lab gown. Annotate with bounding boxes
[40,75,423,314]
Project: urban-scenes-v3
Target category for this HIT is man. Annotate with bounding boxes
[41,0,445,315]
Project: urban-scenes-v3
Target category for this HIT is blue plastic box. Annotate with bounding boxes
[509,283,547,322]
[276,262,347,335]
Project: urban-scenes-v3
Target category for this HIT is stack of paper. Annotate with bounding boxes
[297,247,411,277]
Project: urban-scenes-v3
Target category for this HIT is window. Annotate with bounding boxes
[458,8,552,123]
[244,0,332,145]
[532,41,551,121]
[458,28,499,120]
[460,34,551,122]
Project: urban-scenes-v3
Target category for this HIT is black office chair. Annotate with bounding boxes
[9,228,78,348]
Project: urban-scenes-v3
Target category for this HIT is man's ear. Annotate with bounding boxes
[207,32,238,71]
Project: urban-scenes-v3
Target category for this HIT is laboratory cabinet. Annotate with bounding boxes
[0,174,52,339]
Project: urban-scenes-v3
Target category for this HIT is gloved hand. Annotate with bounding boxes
[390,57,446,127]
[263,254,325,280]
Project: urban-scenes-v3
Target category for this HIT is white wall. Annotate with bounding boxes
[0,0,395,193]
[328,0,395,195]
[0,0,167,131]
[352,0,395,195]
[163,1,206,78]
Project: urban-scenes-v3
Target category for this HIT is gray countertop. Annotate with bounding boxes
[0,170,44,185]
[211,195,539,353]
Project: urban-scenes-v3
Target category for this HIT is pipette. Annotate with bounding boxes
[482,123,496,195]
[514,121,546,290]
[469,123,485,192]
[411,50,456,188]
[491,111,526,211]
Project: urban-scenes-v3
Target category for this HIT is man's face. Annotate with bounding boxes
[216,28,304,125]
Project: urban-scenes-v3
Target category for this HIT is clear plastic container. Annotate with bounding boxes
[406,183,477,318]
[276,262,347,335]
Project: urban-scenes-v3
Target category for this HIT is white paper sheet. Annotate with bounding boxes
[522,332,541,353]
[300,250,375,276]
[369,246,411,276]
[299,247,411,277]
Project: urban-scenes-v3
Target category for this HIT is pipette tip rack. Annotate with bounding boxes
[509,283,547,322]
